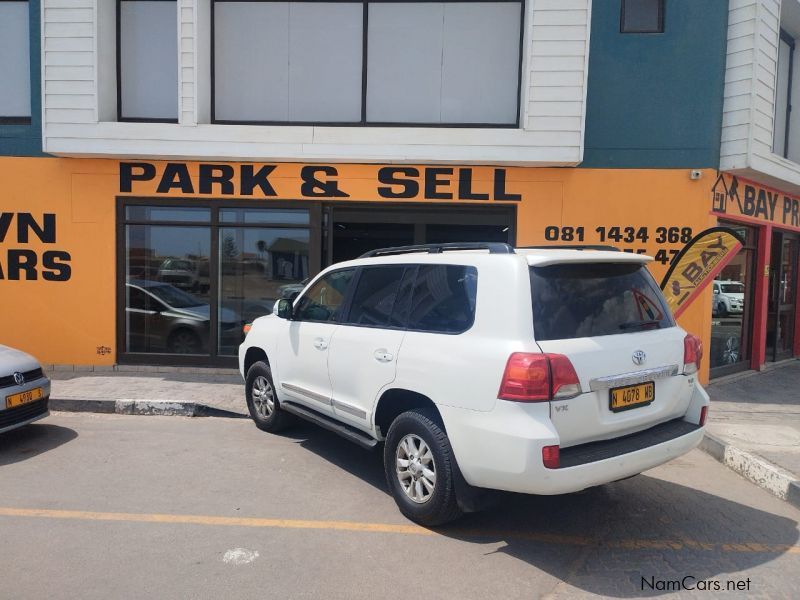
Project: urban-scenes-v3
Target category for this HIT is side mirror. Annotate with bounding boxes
[713,289,720,295]
[277,298,293,320]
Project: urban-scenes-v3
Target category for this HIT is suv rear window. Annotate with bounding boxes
[530,263,674,341]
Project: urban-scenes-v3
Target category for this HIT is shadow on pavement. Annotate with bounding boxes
[284,423,799,597]
[0,423,78,467]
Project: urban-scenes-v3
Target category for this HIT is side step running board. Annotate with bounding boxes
[281,402,379,450]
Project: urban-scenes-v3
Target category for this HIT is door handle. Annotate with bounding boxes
[374,349,393,363]
[313,338,328,350]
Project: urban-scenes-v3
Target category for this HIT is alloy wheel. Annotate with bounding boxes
[252,375,275,419]
[395,434,436,504]
[723,336,740,364]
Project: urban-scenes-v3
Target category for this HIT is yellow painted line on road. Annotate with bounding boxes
[0,506,797,555]
[0,507,432,536]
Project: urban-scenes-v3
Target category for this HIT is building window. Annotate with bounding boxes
[620,0,664,34]
[212,0,523,127]
[118,0,178,122]
[774,30,795,159]
[0,0,31,123]
[121,202,315,364]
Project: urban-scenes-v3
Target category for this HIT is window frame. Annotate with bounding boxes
[117,197,321,367]
[210,0,526,128]
[0,0,32,124]
[116,0,180,123]
[620,0,664,35]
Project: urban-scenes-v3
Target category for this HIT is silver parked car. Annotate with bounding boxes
[0,344,50,434]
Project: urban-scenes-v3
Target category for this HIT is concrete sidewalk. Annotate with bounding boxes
[703,360,800,510]
[48,368,248,418]
[45,360,800,508]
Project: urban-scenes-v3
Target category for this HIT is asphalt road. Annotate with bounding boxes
[0,412,798,599]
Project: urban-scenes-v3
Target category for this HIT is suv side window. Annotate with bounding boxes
[346,266,407,328]
[294,269,355,323]
[407,265,478,334]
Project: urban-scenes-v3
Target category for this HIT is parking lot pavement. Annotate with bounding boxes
[1,413,798,600]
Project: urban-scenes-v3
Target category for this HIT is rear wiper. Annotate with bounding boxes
[619,320,660,330]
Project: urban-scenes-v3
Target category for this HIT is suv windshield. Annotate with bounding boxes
[530,263,675,341]
[721,283,744,294]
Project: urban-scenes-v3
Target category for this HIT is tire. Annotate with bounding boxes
[383,408,463,526]
[718,303,729,317]
[167,329,202,354]
[245,361,293,433]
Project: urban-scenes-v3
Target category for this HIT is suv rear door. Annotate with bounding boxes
[327,266,415,430]
[529,260,692,447]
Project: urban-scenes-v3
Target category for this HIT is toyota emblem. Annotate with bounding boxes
[13,371,25,386]
[632,350,646,366]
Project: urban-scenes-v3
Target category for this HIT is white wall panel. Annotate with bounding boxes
[215,2,361,122]
[0,2,31,117]
[43,0,592,166]
[441,3,520,124]
[287,3,362,122]
[719,0,800,195]
[367,4,443,123]
[214,2,289,121]
[120,1,179,120]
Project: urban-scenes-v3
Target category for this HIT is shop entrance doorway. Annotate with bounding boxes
[710,223,758,377]
[324,204,516,265]
[767,231,799,362]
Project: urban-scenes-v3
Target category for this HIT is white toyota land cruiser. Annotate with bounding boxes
[239,243,708,525]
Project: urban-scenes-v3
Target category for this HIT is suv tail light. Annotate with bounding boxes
[498,353,581,402]
[683,333,703,374]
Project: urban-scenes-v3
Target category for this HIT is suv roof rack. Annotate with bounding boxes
[519,245,621,252]
[359,242,515,259]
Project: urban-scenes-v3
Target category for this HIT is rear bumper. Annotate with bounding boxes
[439,383,708,495]
[535,424,704,494]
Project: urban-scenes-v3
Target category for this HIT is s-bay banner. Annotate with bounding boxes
[119,162,523,202]
[660,227,744,318]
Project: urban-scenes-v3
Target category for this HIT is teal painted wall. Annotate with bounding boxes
[582,0,729,168]
[0,0,43,157]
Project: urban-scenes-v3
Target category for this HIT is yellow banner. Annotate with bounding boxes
[660,227,744,318]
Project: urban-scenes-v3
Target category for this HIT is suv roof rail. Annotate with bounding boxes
[519,245,621,252]
[358,242,515,259]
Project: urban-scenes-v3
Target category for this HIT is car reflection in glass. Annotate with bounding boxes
[126,280,241,354]
[156,258,210,293]
[277,277,310,300]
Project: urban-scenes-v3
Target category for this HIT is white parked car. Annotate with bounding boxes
[712,280,745,316]
[0,344,51,434]
[239,243,709,525]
